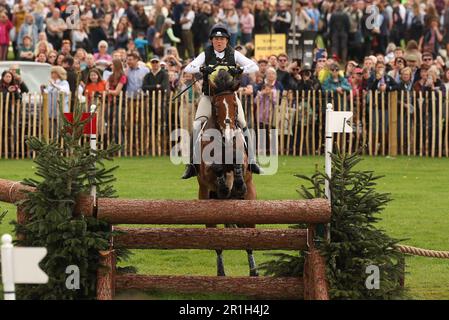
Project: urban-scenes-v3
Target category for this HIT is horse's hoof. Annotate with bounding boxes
[250,269,259,277]
[218,187,230,199]
[217,271,226,277]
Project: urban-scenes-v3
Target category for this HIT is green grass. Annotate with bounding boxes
[1,156,448,300]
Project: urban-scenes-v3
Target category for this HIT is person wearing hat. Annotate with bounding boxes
[322,63,351,94]
[142,56,169,93]
[405,53,420,84]
[181,23,261,179]
[161,18,181,56]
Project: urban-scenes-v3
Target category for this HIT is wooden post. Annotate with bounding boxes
[96,250,116,300]
[42,93,49,143]
[388,91,398,156]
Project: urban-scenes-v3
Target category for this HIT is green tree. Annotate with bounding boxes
[259,148,405,299]
[12,103,129,299]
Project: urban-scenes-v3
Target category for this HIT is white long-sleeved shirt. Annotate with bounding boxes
[184,49,259,74]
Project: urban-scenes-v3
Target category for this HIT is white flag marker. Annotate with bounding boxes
[324,103,353,240]
[90,104,97,203]
[1,234,48,300]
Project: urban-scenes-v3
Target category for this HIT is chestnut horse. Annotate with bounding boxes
[195,69,258,276]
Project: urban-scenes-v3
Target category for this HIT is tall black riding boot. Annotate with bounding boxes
[181,134,198,179]
[242,127,263,174]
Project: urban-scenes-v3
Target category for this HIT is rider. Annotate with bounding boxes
[181,23,262,179]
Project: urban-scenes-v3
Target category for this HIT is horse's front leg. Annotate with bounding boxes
[232,164,247,198]
[246,249,259,277]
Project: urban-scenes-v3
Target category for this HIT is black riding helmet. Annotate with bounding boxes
[209,24,230,39]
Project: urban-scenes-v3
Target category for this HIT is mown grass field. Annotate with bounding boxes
[1,156,448,300]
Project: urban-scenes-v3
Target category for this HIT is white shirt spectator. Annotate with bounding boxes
[181,10,195,30]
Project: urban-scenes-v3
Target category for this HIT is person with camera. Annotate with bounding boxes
[181,23,261,179]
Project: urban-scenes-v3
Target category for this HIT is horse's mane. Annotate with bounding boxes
[211,69,239,94]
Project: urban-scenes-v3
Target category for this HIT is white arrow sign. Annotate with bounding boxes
[326,111,353,133]
[12,248,48,283]
[1,234,48,300]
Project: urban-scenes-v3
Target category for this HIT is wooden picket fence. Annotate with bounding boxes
[0,89,448,159]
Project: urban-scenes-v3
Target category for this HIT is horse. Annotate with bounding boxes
[195,69,258,277]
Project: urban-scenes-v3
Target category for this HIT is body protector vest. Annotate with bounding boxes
[202,45,236,96]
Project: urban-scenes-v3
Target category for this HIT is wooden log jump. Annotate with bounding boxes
[114,227,307,250]
[2,178,331,300]
[95,198,330,224]
[115,274,304,300]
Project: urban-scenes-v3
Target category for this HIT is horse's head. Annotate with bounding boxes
[210,70,240,144]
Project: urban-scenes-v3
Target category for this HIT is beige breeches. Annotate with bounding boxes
[193,94,247,131]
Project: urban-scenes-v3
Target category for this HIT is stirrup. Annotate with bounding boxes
[181,164,197,179]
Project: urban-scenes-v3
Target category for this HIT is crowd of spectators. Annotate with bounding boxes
[0,0,449,112]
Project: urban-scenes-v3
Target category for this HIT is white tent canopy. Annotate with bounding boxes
[0,61,51,94]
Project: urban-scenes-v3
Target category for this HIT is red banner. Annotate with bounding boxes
[64,113,97,135]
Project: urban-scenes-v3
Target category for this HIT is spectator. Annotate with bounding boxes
[0,12,13,60]
[329,2,350,63]
[388,57,407,84]
[180,1,195,59]
[134,31,149,62]
[60,39,72,56]
[218,1,239,48]
[114,21,129,50]
[45,8,67,51]
[106,58,127,96]
[368,62,398,92]
[134,4,150,35]
[192,2,213,54]
[142,57,169,92]
[62,55,78,107]
[285,60,302,91]
[256,83,278,128]
[35,52,47,63]
[0,71,20,107]
[263,67,283,94]
[18,35,34,61]
[81,54,97,84]
[41,66,70,119]
[419,16,443,56]
[272,1,291,35]
[322,63,352,94]
[9,64,28,94]
[240,4,254,45]
[126,51,149,96]
[47,50,58,65]
[72,16,91,52]
[94,40,113,63]
[17,13,38,51]
[276,53,290,90]
[160,18,181,57]
[397,67,414,91]
[293,2,312,31]
[442,67,449,91]
[254,0,271,34]
[84,68,106,104]
[56,53,65,66]
[405,53,421,83]
[350,67,364,100]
